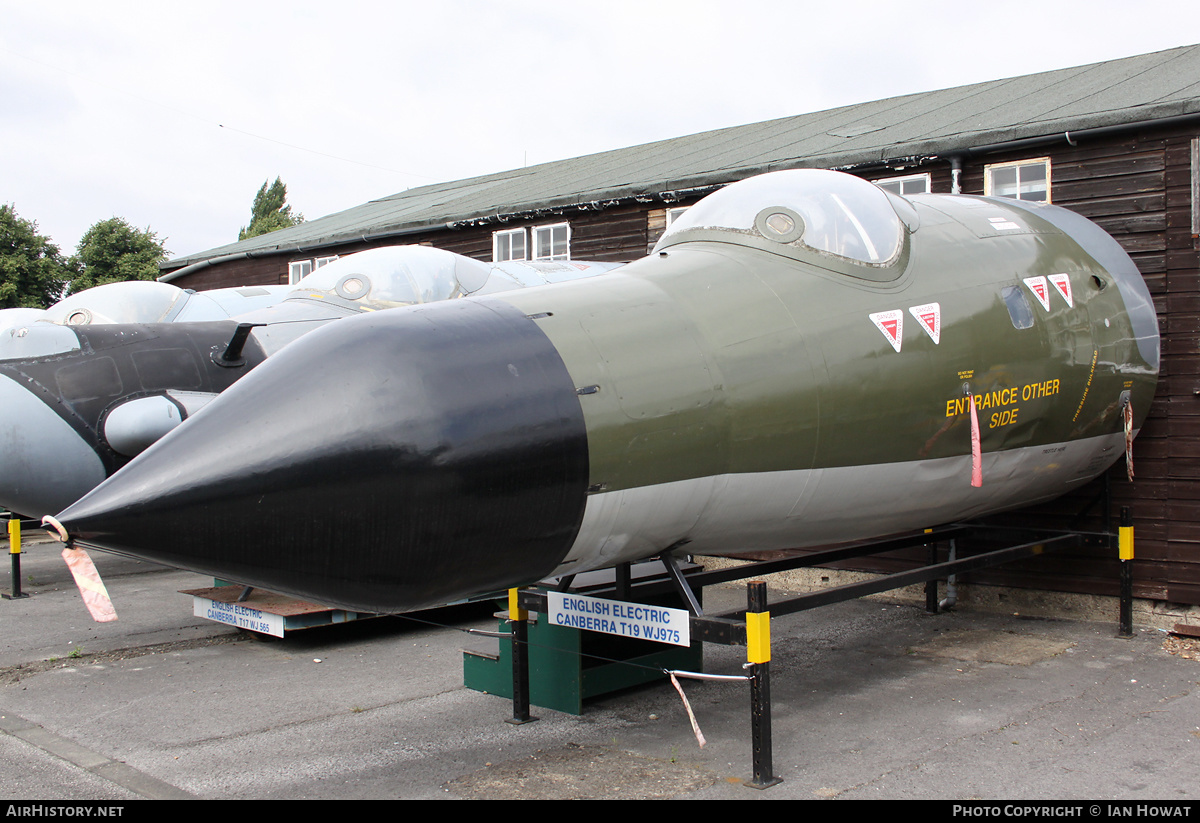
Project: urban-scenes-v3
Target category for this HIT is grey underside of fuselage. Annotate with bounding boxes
[554,431,1126,575]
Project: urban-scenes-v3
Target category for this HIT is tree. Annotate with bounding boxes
[67,218,170,294]
[0,204,73,309]
[238,177,304,241]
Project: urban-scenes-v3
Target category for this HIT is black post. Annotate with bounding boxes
[1104,474,1112,538]
[746,580,781,789]
[1118,507,1134,638]
[616,562,631,601]
[924,536,939,613]
[507,588,537,725]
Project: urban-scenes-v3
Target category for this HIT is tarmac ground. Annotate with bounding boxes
[2,532,1199,802]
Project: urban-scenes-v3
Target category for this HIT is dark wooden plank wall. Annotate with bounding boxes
[1162,133,1200,604]
[911,128,1197,604]
[172,254,293,291]
[165,126,1200,604]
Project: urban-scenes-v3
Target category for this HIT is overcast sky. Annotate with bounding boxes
[3,1,1198,263]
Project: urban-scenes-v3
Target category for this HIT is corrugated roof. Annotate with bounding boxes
[168,44,1200,268]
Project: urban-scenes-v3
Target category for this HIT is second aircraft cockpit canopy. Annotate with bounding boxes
[653,169,916,281]
[286,247,623,310]
[291,246,494,308]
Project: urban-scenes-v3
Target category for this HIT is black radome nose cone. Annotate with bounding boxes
[56,299,590,612]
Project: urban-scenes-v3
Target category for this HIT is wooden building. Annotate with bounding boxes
[161,45,1200,608]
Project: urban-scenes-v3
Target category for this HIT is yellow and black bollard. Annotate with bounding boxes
[4,517,30,600]
[1119,507,1134,638]
[746,580,781,788]
[506,587,537,725]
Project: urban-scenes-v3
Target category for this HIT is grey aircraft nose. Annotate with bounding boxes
[0,372,107,518]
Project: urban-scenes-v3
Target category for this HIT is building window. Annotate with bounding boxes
[314,255,339,269]
[985,159,1050,202]
[666,207,690,226]
[493,228,527,262]
[288,260,313,284]
[532,222,570,260]
[874,173,930,196]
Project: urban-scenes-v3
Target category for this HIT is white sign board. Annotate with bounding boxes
[193,596,284,637]
[546,591,690,647]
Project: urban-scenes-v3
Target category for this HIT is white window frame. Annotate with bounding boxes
[493,228,527,262]
[532,222,570,261]
[288,259,313,285]
[666,207,690,227]
[314,255,339,269]
[873,173,931,196]
[985,158,1051,203]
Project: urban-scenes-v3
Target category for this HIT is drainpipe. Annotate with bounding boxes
[158,252,251,283]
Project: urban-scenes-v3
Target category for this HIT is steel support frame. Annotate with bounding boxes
[502,522,1107,790]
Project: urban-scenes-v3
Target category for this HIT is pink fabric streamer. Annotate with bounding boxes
[669,672,706,748]
[1124,400,1135,482]
[62,548,118,623]
[969,394,982,488]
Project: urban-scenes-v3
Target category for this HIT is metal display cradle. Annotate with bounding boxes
[466,513,1128,790]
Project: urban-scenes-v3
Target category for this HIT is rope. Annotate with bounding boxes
[40,514,68,542]
[666,670,751,683]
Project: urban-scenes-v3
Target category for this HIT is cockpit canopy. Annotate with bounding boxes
[39,280,286,327]
[653,169,913,277]
[44,280,193,326]
[292,246,492,307]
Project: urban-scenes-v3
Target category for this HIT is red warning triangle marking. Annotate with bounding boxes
[869,310,903,353]
[1048,273,1073,308]
[1023,276,1050,311]
[908,302,941,344]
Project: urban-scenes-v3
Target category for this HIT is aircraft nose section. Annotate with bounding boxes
[0,373,107,518]
[54,299,590,612]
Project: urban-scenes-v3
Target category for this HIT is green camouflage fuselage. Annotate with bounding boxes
[496,190,1157,570]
